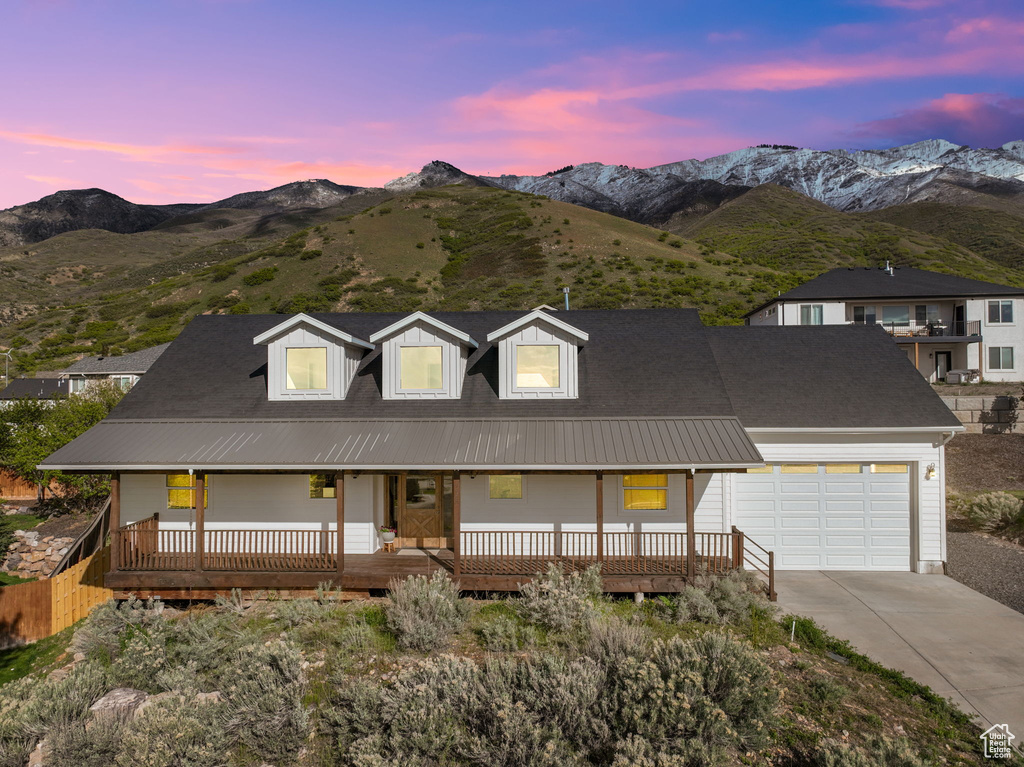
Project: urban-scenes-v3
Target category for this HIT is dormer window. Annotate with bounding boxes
[487,310,588,400]
[254,313,373,401]
[286,347,328,390]
[369,312,478,400]
[400,345,443,390]
[515,344,560,388]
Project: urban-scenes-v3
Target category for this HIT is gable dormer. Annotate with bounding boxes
[369,312,478,400]
[253,314,373,401]
[486,310,588,399]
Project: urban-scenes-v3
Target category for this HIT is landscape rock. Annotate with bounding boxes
[90,687,149,717]
[27,738,47,767]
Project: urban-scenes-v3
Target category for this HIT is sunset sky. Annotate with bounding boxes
[2,0,1023,208]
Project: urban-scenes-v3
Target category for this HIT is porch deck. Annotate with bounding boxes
[107,521,775,597]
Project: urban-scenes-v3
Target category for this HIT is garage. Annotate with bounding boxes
[733,463,912,570]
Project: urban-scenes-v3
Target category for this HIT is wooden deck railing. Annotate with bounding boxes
[202,530,336,571]
[118,515,196,571]
[732,526,776,601]
[460,530,745,576]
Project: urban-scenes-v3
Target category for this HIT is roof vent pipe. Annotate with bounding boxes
[562,286,570,310]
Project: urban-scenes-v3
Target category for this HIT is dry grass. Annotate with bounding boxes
[945,434,1024,493]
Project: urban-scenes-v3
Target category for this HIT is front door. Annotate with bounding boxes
[935,351,952,381]
[393,474,447,548]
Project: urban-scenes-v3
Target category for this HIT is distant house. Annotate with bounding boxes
[745,267,1024,383]
[61,342,170,393]
[40,309,962,599]
[0,377,68,405]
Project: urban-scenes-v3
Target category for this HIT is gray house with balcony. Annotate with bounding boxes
[745,267,1024,383]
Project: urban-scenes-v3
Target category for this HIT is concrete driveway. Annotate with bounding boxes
[775,571,1024,739]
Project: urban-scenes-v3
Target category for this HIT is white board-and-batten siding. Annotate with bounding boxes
[497,323,579,399]
[381,322,468,399]
[119,473,376,554]
[267,325,362,401]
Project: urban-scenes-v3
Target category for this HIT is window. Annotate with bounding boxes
[111,375,136,391]
[400,346,443,389]
[515,345,560,388]
[780,464,818,474]
[766,307,776,317]
[853,306,876,324]
[623,474,668,510]
[870,464,908,474]
[309,474,336,499]
[799,305,823,325]
[989,346,1015,370]
[881,305,910,326]
[286,347,328,390]
[826,463,861,474]
[746,464,774,474]
[988,300,1014,324]
[915,305,940,324]
[488,475,523,499]
[166,474,207,509]
[69,378,89,393]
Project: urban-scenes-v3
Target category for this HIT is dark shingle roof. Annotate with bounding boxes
[0,378,67,400]
[39,310,961,470]
[705,325,961,430]
[62,343,170,375]
[745,267,1024,317]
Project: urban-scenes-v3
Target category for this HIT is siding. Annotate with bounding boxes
[497,323,579,399]
[267,324,361,400]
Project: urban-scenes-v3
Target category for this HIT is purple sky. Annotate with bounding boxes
[2,0,1023,208]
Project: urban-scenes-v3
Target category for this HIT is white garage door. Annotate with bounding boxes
[734,463,911,571]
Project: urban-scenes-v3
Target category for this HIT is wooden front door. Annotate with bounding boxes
[396,474,446,548]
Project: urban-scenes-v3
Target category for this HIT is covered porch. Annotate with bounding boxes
[105,469,775,598]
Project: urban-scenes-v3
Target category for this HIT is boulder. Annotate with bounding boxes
[90,687,149,717]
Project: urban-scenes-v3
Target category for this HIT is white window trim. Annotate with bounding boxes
[987,346,1015,371]
[284,343,331,392]
[511,342,565,394]
[397,342,446,393]
[619,474,670,514]
[487,474,526,502]
[986,299,1015,327]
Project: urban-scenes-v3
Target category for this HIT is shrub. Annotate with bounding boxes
[807,675,849,709]
[209,264,236,282]
[72,596,165,662]
[385,571,469,651]
[479,613,539,652]
[219,641,309,763]
[662,570,772,626]
[966,491,1023,533]
[109,623,169,692]
[813,736,928,766]
[299,248,322,260]
[516,564,602,632]
[581,615,650,668]
[116,696,230,767]
[47,712,127,767]
[11,662,111,741]
[242,266,278,286]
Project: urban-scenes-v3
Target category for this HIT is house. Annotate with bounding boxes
[61,342,170,393]
[0,377,68,405]
[39,309,962,598]
[745,267,1024,383]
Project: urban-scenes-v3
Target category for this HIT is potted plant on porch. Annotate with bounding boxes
[379,525,397,544]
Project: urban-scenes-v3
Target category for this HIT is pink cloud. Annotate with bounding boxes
[0,130,243,162]
[862,0,952,8]
[852,92,1024,146]
[25,174,77,187]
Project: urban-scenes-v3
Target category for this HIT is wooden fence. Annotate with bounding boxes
[0,469,39,500]
[0,547,112,647]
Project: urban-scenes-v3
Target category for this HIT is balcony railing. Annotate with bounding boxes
[852,319,980,338]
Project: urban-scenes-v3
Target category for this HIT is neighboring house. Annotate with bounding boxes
[61,342,171,393]
[745,267,1024,383]
[40,310,962,598]
[0,377,68,405]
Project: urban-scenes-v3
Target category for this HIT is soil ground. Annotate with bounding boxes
[932,382,1023,397]
[945,433,1024,493]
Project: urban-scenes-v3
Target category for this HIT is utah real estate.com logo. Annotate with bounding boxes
[981,724,1015,759]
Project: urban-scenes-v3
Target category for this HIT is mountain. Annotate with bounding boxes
[385,160,495,192]
[0,188,197,247]
[486,139,1024,220]
[199,179,365,212]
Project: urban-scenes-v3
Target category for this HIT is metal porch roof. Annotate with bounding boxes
[39,417,763,471]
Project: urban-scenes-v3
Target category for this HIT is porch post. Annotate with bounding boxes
[336,471,345,580]
[595,471,604,569]
[195,472,205,572]
[109,472,121,571]
[452,471,461,578]
[914,342,919,371]
[685,470,696,580]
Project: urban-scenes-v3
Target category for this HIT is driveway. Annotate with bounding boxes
[775,571,1024,739]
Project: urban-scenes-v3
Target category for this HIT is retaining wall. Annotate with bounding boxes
[938,396,1023,434]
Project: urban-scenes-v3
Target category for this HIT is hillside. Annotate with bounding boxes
[0,185,801,374]
[860,202,1024,270]
[675,184,1024,285]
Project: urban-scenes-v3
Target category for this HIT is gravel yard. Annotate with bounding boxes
[945,433,1024,493]
[946,529,1024,615]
